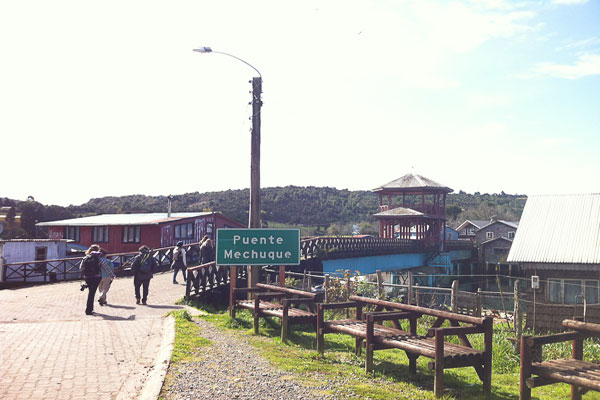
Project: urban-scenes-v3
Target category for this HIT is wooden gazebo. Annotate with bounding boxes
[372,173,452,248]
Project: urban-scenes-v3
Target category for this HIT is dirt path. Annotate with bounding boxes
[159,318,337,400]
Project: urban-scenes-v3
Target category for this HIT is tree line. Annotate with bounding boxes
[0,188,526,239]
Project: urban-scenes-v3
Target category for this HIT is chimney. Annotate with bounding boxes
[167,195,173,218]
[490,215,498,223]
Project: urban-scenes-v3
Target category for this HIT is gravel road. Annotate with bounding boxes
[160,318,339,400]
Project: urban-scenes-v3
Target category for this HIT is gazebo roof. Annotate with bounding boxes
[373,207,430,219]
[373,173,452,193]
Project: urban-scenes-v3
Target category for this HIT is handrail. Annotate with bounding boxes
[349,295,487,325]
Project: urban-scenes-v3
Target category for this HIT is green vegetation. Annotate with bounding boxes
[169,309,211,364]
[1,188,526,239]
[160,310,212,400]
[181,300,600,399]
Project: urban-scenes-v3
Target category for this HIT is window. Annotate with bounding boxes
[92,226,110,243]
[65,226,80,242]
[508,231,515,239]
[548,279,599,305]
[206,222,214,239]
[122,226,141,243]
[486,231,494,240]
[34,246,47,273]
[175,222,194,239]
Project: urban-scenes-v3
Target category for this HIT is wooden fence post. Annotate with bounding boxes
[229,265,237,317]
[476,288,482,317]
[408,271,413,305]
[376,270,383,299]
[279,265,285,287]
[324,274,330,303]
[514,280,522,352]
[415,284,421,307]
[451,280,459,313]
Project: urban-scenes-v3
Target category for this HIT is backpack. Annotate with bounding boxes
[139,253,153,274]
[82,255,101,277]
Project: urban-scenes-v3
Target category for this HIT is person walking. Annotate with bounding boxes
[172,241,187,284]
[131,245,158,305]
[79,244,103,315]
[97,248,116,306]
[200,236,215,264]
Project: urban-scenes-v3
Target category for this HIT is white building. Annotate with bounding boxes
[0,239,70,283]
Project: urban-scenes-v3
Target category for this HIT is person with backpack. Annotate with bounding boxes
[97,248,116,306]
[131,245,158,305]
[200,236,215,264]
[79,244,103,315]
[171,241,187,284]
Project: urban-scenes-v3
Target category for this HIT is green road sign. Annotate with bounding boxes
[216,228,300,265]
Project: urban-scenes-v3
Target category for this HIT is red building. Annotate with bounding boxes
[36,212,244,254]
[372,173,452,248]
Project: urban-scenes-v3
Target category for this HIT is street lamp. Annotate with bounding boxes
[193,46,262,230]
[193,46,263,288]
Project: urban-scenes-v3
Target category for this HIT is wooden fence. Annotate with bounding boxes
[1,242,203,284]
[264,267,483,317]
[185,261,247,300]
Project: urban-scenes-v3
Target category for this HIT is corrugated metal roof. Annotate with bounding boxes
[507,193,600,264]
[36,212,212,227]
[373,173,452,193]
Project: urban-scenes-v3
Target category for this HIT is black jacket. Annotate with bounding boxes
[132,250,158,280]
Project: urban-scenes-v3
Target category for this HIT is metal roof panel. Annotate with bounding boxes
[507,193,600,264]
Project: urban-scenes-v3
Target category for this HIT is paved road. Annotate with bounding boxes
[0,272,186,400]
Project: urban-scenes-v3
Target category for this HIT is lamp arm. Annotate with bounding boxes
[211,51,262,78]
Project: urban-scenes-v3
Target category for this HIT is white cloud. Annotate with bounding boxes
[535,54,600,79]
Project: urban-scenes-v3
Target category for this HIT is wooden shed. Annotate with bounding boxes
[507,193,600,330]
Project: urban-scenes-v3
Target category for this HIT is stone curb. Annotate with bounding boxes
[140,314,175,400]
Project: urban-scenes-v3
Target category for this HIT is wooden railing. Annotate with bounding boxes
[300,236,425,260]
[2,242,203,284]
[185,261,246,300]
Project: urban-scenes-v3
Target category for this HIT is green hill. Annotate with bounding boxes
[1,188,526,239]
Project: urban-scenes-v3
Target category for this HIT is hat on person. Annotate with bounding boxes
[176,241,184,247]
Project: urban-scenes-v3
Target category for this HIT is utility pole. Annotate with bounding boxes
[248,76,262,288]
[249,76,262,229]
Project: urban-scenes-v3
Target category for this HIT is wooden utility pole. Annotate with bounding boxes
[248,76,262,288]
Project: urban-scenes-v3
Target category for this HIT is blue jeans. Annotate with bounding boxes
[173,267,186,282]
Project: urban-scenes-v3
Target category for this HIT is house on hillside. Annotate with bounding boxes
[0,206,22,233]
[455,220,490,242]
[507,193,600,330]
[36,212,244,254]
[475,218,519,268]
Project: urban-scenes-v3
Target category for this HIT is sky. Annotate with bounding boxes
[1,0,599,207]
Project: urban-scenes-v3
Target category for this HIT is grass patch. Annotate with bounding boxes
[169,309,211,364]
[160,309,212,400]
[180,299,600,399]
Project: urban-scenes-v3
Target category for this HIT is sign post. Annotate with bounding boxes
[218,229,301,308]
[217,229,300,266]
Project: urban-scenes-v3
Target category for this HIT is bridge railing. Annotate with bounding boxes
[300,236,425,260]
[185,261,247,300]
[1,242,203,285]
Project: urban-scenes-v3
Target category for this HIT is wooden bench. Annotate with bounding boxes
[317,295,493,397]
[520,319,600,400]
[230,283,317,342]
